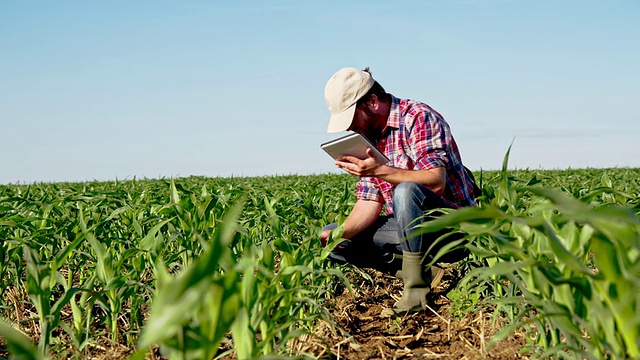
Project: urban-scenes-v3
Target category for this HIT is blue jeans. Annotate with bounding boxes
[323,182,465,271]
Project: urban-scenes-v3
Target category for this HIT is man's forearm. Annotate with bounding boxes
[374,166,446,195]
[341,199,383,239]
[334,152,446,195]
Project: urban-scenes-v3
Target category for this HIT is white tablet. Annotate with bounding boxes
[321,132,389,164]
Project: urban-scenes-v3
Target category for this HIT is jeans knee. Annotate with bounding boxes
[392,182,421,212]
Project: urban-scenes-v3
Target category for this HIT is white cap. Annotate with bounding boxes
[324,67,375,133]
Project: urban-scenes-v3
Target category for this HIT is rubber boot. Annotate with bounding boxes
[385,253,444,289]
[383,251,431,316]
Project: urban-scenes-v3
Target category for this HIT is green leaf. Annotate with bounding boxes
[231,308,253,359]
[0,320,44,360]
[139,219,172,251]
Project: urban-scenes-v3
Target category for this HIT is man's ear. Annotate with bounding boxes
[369,94,380,111]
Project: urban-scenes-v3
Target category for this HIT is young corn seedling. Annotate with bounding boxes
[413,153,640,359]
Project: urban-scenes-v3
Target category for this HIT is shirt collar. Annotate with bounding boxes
[383,95,402,133]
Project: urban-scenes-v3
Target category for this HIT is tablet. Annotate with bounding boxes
[321,132,389,164]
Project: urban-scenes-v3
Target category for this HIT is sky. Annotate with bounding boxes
[1,0,639,184]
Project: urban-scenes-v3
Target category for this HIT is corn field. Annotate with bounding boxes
[1,162,640,359]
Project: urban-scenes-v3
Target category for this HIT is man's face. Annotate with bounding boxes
[348,100,382,141]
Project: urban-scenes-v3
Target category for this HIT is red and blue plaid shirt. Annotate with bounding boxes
[356,95,476,215]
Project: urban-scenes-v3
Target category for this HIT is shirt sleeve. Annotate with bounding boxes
[409,110,450,170]
[356,176,382,202]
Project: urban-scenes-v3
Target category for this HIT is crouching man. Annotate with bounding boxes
[320,67,477,315]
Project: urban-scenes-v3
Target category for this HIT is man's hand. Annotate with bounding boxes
[320,229,331,247]
[338,148,447,194]
[335,148,383,177]
[321,200,383,249]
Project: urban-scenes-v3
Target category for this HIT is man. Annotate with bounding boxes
[320,67,477,315]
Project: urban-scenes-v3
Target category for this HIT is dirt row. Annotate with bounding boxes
[1,266,529,359]
[296,266,530,359]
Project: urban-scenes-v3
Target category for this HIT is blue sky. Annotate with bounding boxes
[1,1,639,184]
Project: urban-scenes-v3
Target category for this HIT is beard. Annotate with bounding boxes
[359,108,384,144]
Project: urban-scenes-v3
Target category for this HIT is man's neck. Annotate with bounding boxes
[378,94,392,127]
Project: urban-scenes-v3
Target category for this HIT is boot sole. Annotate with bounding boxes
[431,266,445,289]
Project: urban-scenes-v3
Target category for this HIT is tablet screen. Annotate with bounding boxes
[320,132,389,164]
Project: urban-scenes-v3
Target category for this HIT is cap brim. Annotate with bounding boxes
[326,104,356,133]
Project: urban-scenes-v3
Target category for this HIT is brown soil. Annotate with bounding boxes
[0,266,528,359]
[289,266,530,360]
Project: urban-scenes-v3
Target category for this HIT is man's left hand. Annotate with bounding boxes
[335,148,383,177]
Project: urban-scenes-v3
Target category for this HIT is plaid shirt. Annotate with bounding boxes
[356,95,476,215]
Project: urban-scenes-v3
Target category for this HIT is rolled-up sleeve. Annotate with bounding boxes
[410,111,450,170]
[356,177,382,202]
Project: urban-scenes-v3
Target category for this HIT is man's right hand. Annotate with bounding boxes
[320,229,331,247]
[321,199,383,249]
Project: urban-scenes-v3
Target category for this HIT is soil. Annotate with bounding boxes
[287,265,530,360]
[0,265,529,359]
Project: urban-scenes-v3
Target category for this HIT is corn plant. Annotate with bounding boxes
[415,151,640,359]
[0,319,44,360]
[3,169,639,359]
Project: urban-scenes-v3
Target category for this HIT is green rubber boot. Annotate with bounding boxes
[382,251,432,316]
[385,253,444,289]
